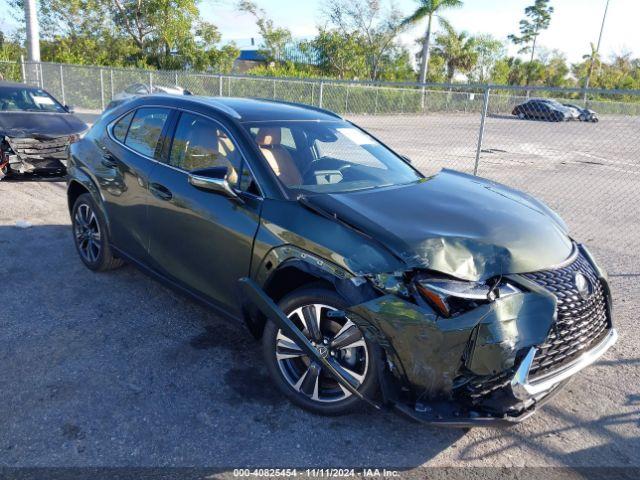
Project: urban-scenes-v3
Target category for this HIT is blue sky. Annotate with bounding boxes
[2,0,638,64]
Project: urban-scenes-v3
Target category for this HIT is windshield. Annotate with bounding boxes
[0,86,66,113]
[243,121,422,194]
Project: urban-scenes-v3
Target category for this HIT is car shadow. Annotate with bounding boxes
[0,224,465,469]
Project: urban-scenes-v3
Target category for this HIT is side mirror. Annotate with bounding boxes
[65,104,76,113]
[188,172,242,202]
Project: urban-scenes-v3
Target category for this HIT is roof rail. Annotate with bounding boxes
[253,98,343,120]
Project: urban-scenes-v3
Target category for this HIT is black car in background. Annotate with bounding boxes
[563,103,599,122]
[512,98,578,122]
[0,81,87,179]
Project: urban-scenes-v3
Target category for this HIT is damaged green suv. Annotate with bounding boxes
[67,95,617,425]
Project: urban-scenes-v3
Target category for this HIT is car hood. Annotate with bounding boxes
[303,169,573,281]
[0,112,87,138]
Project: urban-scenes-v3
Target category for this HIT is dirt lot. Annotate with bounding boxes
[0,113,639,476]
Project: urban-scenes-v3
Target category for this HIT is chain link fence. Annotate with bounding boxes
[1,59,639,274]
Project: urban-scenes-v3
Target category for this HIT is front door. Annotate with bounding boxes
[146,111,262,316]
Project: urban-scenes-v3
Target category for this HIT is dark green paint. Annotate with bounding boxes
[68,96,604,408]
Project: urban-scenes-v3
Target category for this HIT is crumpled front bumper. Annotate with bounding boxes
[396,328,617,427]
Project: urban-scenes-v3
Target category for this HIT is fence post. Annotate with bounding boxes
[273,78,276,99]
[374,88,379,114]
[218,74,223,96]
[59,64,66,105]
[39,62,44,88]
[20,55,26,83]
[175,71,178,87]
[110,68,114,101]
[474,87,490,176]
[318,80,324,108]
[149,71,153,90]
[345,84,349,113]
[99,68,105,111]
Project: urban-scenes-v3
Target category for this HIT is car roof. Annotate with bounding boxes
[141,95,343,123]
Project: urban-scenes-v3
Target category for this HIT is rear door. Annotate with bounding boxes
[100,107,171,262]
[146,110,263,316]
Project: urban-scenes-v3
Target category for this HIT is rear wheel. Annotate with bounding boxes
[72,193,124,271]
[262,286,379,415]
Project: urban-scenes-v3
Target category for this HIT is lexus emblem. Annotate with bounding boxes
[316,345,329,358]
[575,273,592,300]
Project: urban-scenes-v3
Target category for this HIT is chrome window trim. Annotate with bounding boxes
[106,104,264,198]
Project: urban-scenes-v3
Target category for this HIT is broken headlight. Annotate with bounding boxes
[415,277,521,317]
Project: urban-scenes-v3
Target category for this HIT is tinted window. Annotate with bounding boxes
[170,113,257,192]
[124,108,169,158]
[112,111,134,142]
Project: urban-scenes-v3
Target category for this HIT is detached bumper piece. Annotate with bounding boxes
[5,136,70,173]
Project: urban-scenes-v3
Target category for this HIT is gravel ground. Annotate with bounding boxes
[0,113,638,476]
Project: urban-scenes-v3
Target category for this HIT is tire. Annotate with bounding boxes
[517,112,526,120]
[262,286,379,415]
[71,193,124,271]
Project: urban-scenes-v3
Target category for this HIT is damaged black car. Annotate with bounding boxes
[66,95,617,426]
[0,81,87,179]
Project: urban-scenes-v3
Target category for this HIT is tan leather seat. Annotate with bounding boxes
[217,131,239,185]
[255,128,303,186]
[181,121,221,171]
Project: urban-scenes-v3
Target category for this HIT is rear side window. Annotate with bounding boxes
[124,108,170,158]
[112,111,134,142]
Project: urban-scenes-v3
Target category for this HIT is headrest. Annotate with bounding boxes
[255,127,281,146]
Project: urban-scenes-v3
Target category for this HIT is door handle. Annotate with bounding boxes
[150,182,173,201]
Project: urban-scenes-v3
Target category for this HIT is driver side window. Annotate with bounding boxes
[169,112,258,193]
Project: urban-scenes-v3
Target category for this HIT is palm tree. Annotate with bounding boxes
[402,0,463,83]
[583,42,601,91]
[432,19,478,83]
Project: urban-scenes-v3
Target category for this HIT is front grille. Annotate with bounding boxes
[7,136,69,163]
[522,251,611,379]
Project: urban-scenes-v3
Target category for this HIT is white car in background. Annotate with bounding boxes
[104,83,192,112]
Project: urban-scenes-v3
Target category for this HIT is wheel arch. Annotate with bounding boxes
[241,247,379,339]
[67,173,111,234]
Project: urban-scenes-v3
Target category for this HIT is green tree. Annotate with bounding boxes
[468,34,504,84]
[537,48,569,87]
[238,0,292,62]
[431,19,477,83]
[323,0,404,80]
[304,29,369,79]
[508,0,554,85]
[401,0,463,83]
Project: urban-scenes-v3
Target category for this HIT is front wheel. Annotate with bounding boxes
[262,286,379,415]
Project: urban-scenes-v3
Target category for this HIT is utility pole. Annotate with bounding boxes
[24,0,41,62]
[584,0,611,100]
